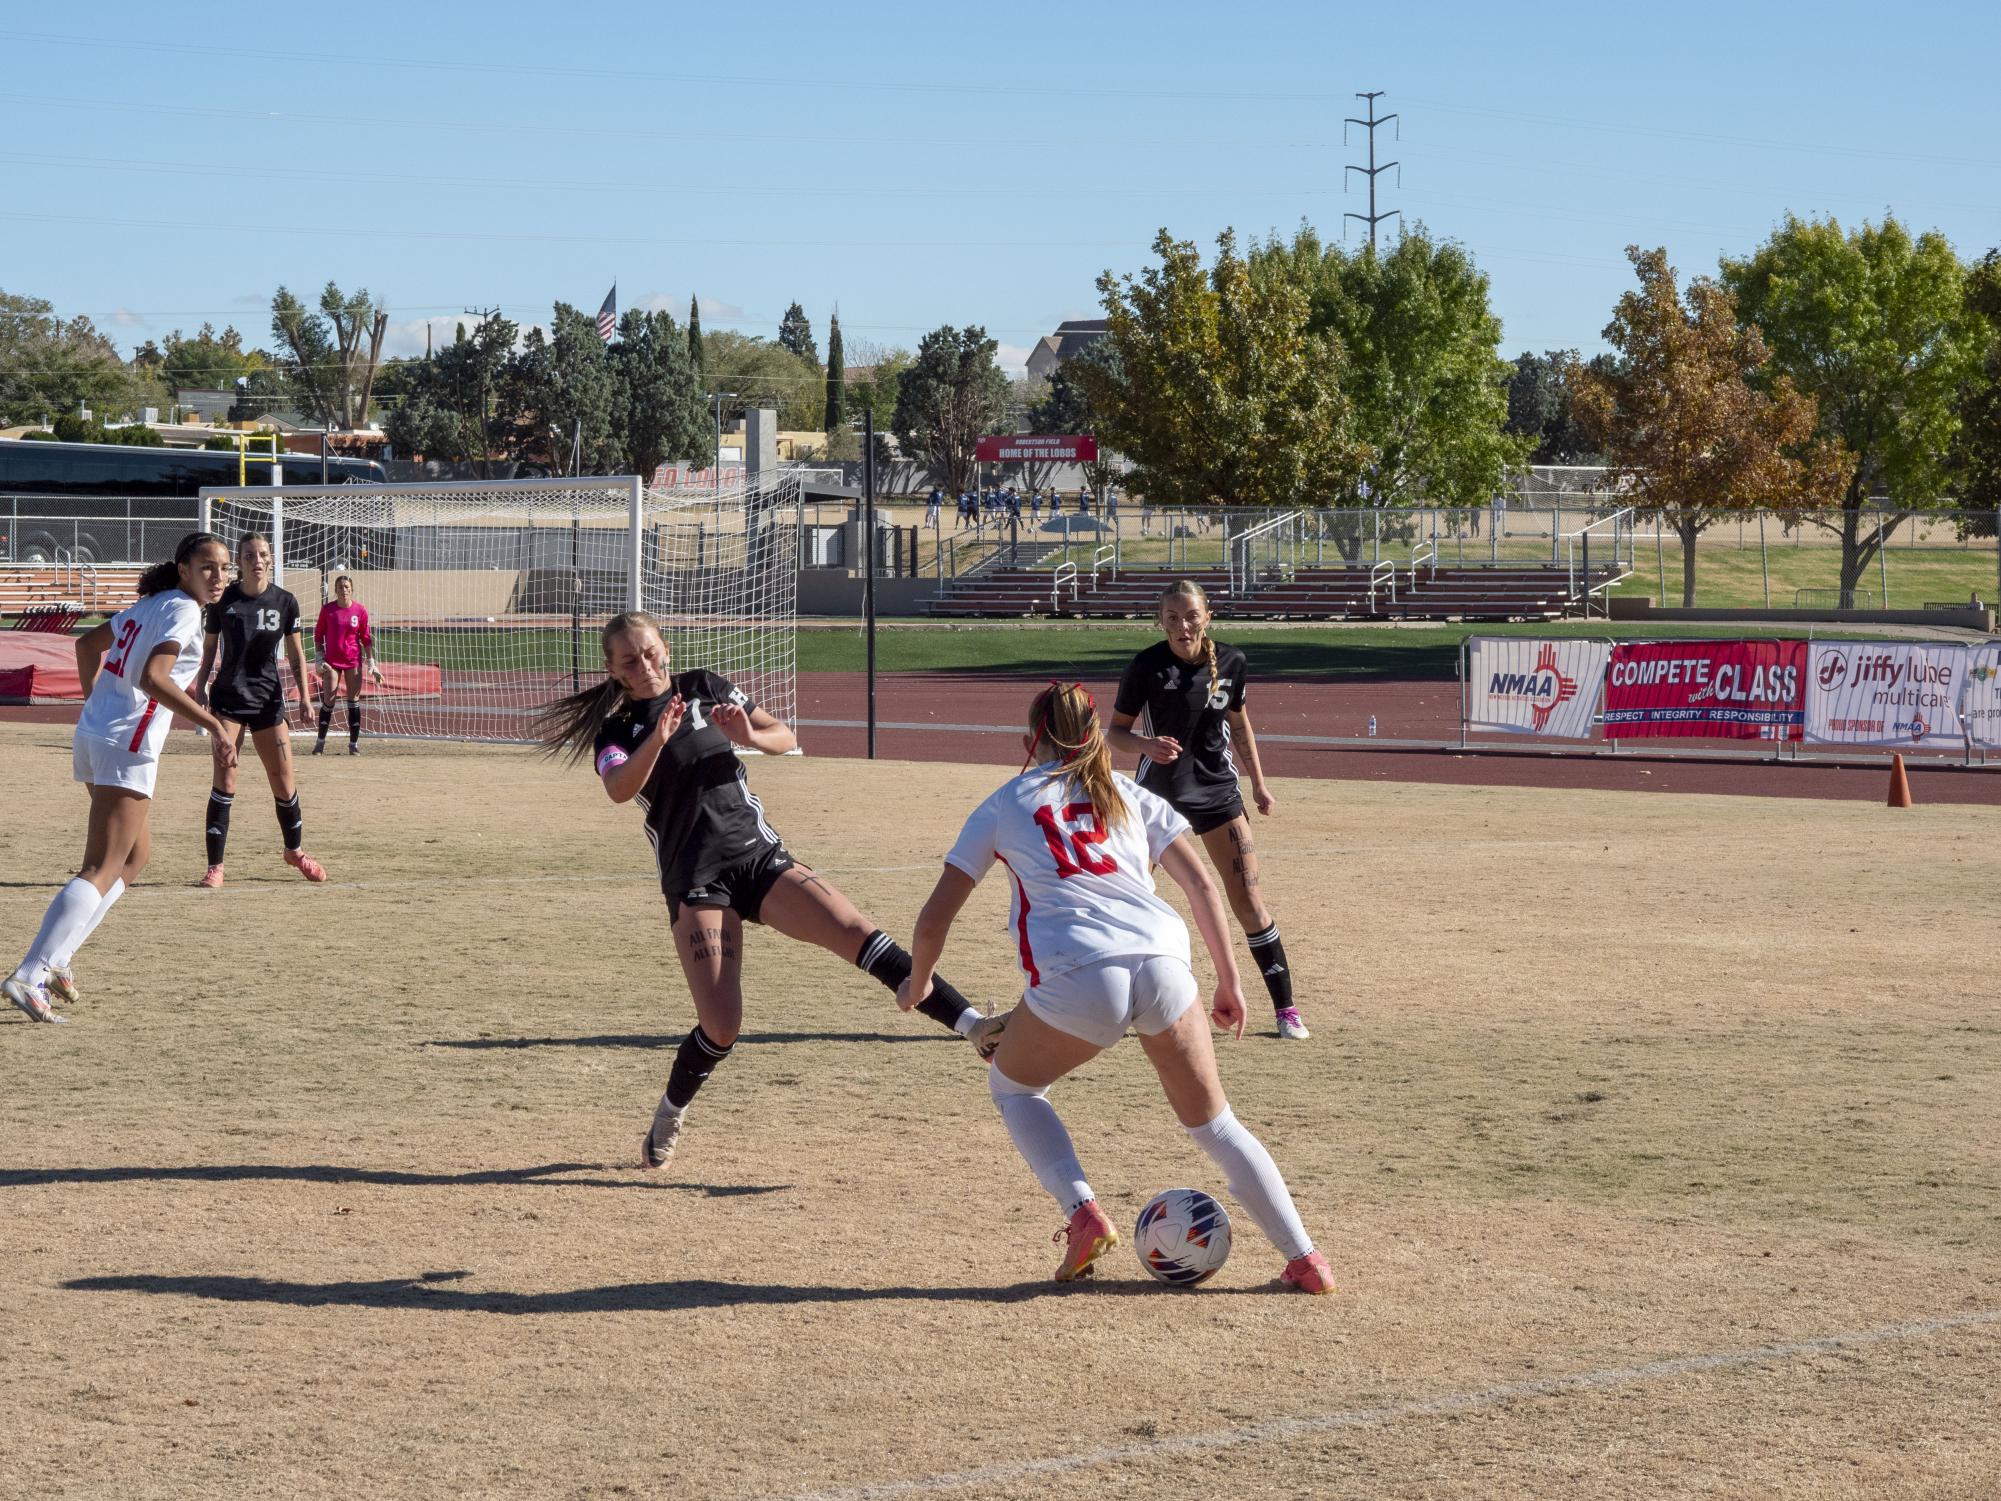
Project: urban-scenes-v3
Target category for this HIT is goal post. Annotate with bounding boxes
[197,472,801,743]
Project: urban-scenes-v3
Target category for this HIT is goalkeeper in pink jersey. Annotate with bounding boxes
[312,574,383,755]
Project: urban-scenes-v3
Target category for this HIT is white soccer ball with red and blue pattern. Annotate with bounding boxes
[1134,1188,1231,1286]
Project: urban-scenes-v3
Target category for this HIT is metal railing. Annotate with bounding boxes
[1367,559,1398,612]
[1091,543,1117,585]
[1410,539,1437,587]
[1564,507,1636,608]
[1228,511,1301,595]
[1051,561,1080,611]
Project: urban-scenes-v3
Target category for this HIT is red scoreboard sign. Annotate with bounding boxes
[973,434,1098,462]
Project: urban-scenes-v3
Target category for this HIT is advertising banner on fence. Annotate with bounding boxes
[1960,644,2001,749]
[1466,637,1608,738]
[1805,642,1967,747]
[973,434,1099,463]
[1603,640,1806,739]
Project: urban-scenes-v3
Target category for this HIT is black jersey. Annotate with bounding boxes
[592,669,782,898]
[1113,639,1250,811]
[203,582,302,716]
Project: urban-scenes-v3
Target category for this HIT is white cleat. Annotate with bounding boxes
[46,965,80,1006]
[640,1094,684,1170]
[4,976,67,1025]
[1275,1007,1311,1041]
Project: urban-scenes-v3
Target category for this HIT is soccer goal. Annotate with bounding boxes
[197,473,803,742]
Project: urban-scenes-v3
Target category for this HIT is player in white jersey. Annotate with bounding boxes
[4,533,237,1024]
[898,682,1335,1293]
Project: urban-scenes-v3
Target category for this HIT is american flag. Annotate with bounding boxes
[596,285,617,344]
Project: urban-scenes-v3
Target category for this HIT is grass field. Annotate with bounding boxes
[2,724,1997,1498]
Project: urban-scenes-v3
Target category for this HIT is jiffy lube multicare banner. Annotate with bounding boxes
[1804,642,1968,747]
[1466,638,1609,738]
[1958,644,2001,749]
[1602,640,1807,739]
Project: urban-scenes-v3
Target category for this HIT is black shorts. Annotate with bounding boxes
[212,698,287,734]
[1177,794,1246,837]
[667,843,795,924]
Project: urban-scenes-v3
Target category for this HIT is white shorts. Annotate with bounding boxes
[1023,954,1198,1051]
[73,732,159,798]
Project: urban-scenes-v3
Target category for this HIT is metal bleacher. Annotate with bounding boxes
[0,563,142,625]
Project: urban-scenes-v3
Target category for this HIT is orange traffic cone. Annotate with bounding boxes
[1887,753,1914,809]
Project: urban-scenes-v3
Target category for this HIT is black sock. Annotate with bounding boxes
[664,1024,733,1111]
[1246,923,1295,1011]
[275,792,304,852]
[346,699,361,745]
[855,929,976,1033]
[316,704,333,744]
[204,790,234,866]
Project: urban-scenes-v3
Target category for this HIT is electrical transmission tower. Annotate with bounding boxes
[1344,91,1400,250]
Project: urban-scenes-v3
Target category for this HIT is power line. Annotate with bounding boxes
[1344,91,1400,251]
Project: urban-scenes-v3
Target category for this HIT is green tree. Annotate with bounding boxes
[699,329,823,429]
[1505,350,1605,464]
[823,311,845,433]
[1720,213,1986,596]
[687,295,704,380]
[160,323,260,394]
[1075,228,1362,510]
[777,301,818,364]
[382,315,519,474]
[612,307,707,480]
[1949,249,2001,516]
[511,304,621,475]
[227,366,288,423]
[269,282,389,430]
[1027,347,1125,494]
[1570,247,1846,605]
[0,289,141,426]
[1286,224,1527,506]
[891,325,1010,495]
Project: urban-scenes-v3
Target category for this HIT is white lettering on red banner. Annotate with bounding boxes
[973,435,1099,463]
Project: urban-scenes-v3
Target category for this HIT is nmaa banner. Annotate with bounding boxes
[1805,642,1967,747]
[1466,638,1608,738]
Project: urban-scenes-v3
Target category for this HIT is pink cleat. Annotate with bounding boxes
[198,864,225,889]
[1281,1249,1337,1295]
[285,849,328,883]
[1053,1200,1119,1282]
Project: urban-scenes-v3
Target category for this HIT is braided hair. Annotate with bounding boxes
[1159,579,1218,703]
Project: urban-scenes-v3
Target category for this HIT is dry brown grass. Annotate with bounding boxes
[1,721,1997,1500]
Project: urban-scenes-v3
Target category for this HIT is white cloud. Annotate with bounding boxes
[111,307,145,328]
[379,314,482,359]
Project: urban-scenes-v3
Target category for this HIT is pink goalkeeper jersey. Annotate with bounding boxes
[944,766,1192,988]
[314,602,372,670]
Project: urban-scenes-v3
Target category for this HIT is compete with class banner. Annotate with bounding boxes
[1805,642,1968,747]
[1961,644,2001,749]
[1602,640,1807,740]
[1465,637,1609,738]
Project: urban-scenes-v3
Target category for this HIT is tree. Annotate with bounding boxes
[1569,247,1846,605]
[823,311,845,433]
[0,289,141,426]
[687,295,704,380]
[612,307,708,480]
[891,325,1010,496]
[1505,350,1604,464]
[778,301,818,365]
[382,315,519,474]
[161,323,260,395]
[1074,228,1363,510]
[269,282,389,430]
[699,329,823,429]
[511,303,621,475]
[1949,250,2001,516]
[1026,351,1118,494]
[227,366,288,423]
[1720,214,1986,597]
[1285,224,1528,507]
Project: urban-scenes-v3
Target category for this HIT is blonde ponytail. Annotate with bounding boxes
[1025,682,1131,833]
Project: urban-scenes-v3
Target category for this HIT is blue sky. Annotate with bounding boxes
[8,1,1998,377]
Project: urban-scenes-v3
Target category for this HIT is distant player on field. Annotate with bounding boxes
[534,611,1005,1169]
[898,682,1334,1291]
[4,534,238,1024]
[313,574,383,756]
[193,533,327,887]
[1108,579,1310,1039]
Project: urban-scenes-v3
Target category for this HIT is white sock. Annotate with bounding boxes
[54,878,124,970]
[989,1065,1093,1214]
[1186,1106,1314,1260]
[17,878,103,987]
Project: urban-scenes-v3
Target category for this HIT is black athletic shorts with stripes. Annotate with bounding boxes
[1174,792,1247,837]
[667,843,796,924]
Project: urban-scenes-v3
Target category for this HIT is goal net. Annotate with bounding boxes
[197,473,802,743]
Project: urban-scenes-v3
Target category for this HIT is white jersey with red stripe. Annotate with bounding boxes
[75,590,204,757]
[943,765,1192,987]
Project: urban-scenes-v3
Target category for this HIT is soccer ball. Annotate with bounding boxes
[1134,1188,1231,1287]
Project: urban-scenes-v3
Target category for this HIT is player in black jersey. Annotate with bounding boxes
[1109,579,1309,1040]
[535,611,1006,1168]
[191,533,327,888]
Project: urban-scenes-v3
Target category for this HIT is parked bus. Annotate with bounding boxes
[0,438,386,498]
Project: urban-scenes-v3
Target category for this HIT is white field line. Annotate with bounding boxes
[768,1306,2001,1501]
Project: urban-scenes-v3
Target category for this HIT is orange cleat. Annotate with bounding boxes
[286,849,328,883]
[1281,1249,1337,1295]
[1053,1200,1119,1282]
